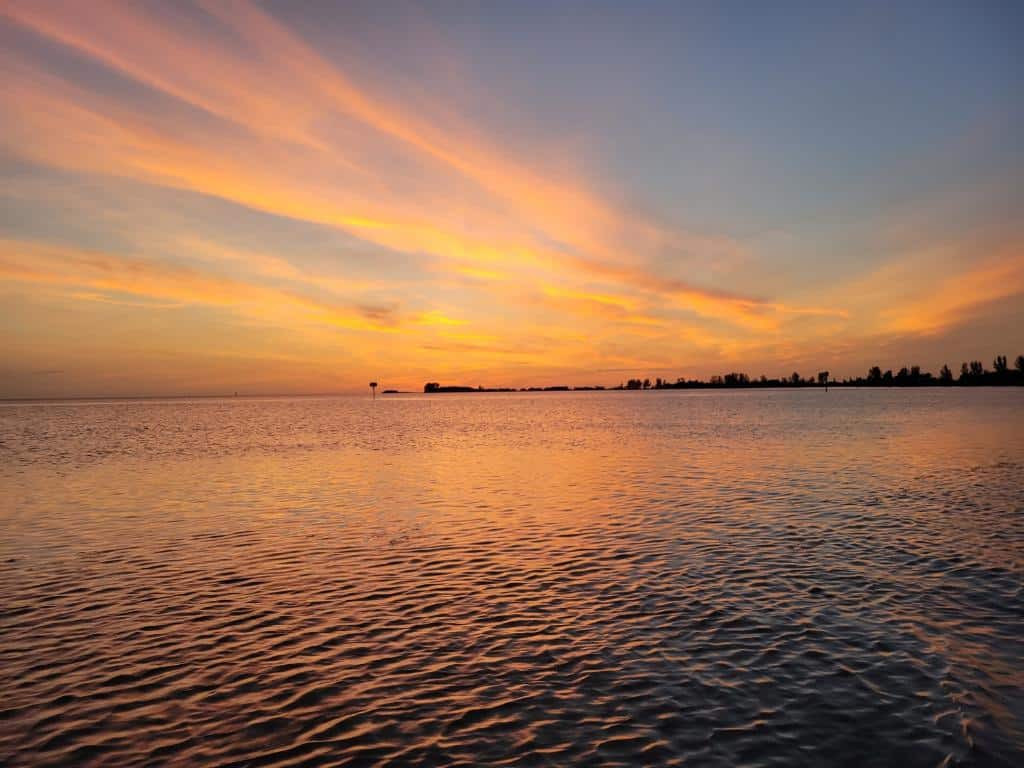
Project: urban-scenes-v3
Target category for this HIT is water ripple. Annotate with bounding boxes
[1,390,1022,766]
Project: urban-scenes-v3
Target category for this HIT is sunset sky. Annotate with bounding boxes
[1,0,1022,397]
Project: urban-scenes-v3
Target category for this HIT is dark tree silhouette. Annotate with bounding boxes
[422,352,1024,393]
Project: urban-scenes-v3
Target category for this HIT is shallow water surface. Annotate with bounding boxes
[1,389,1022,766]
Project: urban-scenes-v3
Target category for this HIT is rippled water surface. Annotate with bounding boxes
[1,390,1022,767]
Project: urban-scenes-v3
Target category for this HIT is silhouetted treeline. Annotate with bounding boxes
[417,355,1023,394]
[424,382,516,393]
[649,355,1024,389]
[649,373,820,389]
[423,382,600,393]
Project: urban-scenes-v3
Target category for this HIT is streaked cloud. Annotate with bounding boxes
[0,1,1020,395]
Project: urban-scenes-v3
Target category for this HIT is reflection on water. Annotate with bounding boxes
[1,390,1022,766]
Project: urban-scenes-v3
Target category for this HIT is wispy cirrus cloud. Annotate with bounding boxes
[873,247,1024,337]
[0,239,403,333]
[0,0,833,332]
[1,1,1019,395]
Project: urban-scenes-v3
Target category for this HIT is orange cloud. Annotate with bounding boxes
[0,1,837,337]
[15,3,994,393]
[878,248,1024,336]
[0,239,401,333]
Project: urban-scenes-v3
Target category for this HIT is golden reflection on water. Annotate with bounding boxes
[1,390,1022,766]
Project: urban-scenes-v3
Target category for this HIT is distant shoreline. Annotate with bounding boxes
[5,357,1022,402]
[3,384,1023,404]
[410,382,1024,393]
[418,359,1023,393]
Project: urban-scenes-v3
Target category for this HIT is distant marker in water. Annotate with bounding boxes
[370,381,378,399]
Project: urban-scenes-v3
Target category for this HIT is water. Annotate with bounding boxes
[1,389,1022,767]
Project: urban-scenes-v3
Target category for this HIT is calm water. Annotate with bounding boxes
[1,389,1022,767]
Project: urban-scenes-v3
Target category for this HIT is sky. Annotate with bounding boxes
[1,0,1022,397]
